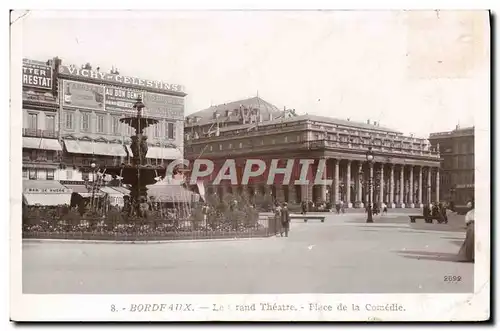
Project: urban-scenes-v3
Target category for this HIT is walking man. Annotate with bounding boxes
[280,202,291,237]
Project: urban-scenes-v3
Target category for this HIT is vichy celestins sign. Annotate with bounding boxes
[58,65,184,93]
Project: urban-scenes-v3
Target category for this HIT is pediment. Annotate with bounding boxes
[62,134,77,140]
[79,136,92,141]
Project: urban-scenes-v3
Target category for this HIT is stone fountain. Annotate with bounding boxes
[107,96,168,216]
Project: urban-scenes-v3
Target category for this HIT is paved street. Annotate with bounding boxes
[22,213,473,294]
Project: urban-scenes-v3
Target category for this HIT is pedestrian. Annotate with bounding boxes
[274,203,282,236]
[457,201,474,262]
[280,202,291,237]
[340,201,345,214]
[382,202,388,215]
[301,201,307,215]
[335,201,341,214]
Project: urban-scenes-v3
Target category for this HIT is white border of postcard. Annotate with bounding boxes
[9,7,491,322]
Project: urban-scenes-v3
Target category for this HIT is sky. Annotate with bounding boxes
[17,10,489,138]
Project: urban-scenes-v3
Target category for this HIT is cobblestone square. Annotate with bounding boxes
[22,213,473,294]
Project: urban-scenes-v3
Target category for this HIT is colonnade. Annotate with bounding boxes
[313,159,440,208]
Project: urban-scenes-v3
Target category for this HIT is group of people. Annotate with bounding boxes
[423,202,449,223]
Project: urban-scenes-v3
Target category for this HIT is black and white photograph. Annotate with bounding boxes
[9,8,491,322]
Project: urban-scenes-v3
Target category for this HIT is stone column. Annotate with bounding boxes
[427,167,432,205]
[288,184,297,203]
[369,162,374,208]
[320,184,327,202]
[357,162,363,208]
[389,164,395,208]
[399,165,405,208]
[409,166,414,207]
[346,160,352,208]
[379,163,384,205]
[436,168,440,203]
[334,159,340,204]
[418,166,423,207]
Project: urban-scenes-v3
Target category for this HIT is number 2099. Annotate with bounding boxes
[444,276,462,282]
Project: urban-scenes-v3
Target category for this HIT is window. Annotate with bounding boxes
[22,168,28,179]
[167,122,175,139]
[82,172,89,181]
[219,144,222,151]
[27,113,38,130]
[46,169,55,180]
[65,111,74,130]
[239,142,243,148]
[112,117,120,135]
[46,115,55,132]
[66,169,73,180]
[228,143,232,149]
[97,114,105,133]
[154,124,161,138]
[29,169,37,180]
[284,136,288,143]
[81,113,90,132]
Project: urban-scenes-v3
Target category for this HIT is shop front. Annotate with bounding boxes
[22,180,72,206]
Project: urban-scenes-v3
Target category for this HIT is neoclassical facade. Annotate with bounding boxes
[185,106,441,208]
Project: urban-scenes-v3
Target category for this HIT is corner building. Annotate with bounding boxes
[56,63,186,187]
[185,97,441,208]
[22,58,62,181]
[429,126,474,207]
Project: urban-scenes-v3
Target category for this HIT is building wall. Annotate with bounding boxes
[429,127,474,206]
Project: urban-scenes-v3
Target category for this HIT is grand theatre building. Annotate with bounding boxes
[184,97,442,208]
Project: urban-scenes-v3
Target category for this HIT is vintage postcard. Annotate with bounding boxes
[10,9,490,322]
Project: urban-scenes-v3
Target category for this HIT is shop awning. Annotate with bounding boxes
[146,147,182,160]
[64,184,104,198]
[23,137,42,149]
[126,145,181,160]
[110,186,130,195]
[23,180,72,206]
[23,193,72,206]
[64,140,92,154]
[40,139,62,151]
[63,140,127,157]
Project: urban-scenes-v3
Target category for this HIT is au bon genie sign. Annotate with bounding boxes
[58,65,184,93]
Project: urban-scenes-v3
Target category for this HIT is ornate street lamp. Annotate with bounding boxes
[366,147,374,223]
[90,161,97,211]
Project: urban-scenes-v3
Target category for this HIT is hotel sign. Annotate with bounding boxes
[58,65,184,93]
[62,81,105,110]
[23,61,53,89]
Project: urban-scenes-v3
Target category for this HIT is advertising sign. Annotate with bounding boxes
[23,91,57,103]
[143,92,185,120]
[59,65,184,93]
[23,61,53,89]
[105,86,142,112]
[25,188,71,194]
[62,81,105,110]
[105,87,184,120]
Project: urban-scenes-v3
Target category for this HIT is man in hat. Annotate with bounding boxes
[280,202,291,237]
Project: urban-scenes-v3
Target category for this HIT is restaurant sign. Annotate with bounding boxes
[62,81,105,110]
[25,188,71,194]
[23,61,53,89]
[58,65,184,93]
[105,87,184,120]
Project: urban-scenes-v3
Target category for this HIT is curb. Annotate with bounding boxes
[22,237,270,245]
